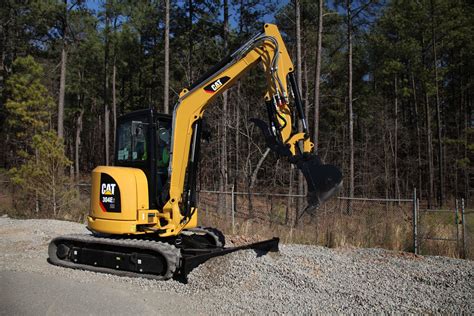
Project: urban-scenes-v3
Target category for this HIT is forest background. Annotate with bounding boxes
[1,0,473,255]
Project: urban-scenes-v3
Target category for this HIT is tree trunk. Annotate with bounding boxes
[313,0,323,150]
[411,73,422,199]
[425,92,434,208]
[304,60,309,131]
[464,99,469,201]
[287,165,294,226]
[394,75,399,200]
[219,91,228,213]
[75,108,84,179]
[250,148,270,189]
[187,0,193,83]
[383,108,389,199]
[35,148,40,213]
[295,0,305,221]
[218,0,229,214]
[346,0,354,211]
[57,0,68,140]
[430,0,443,206]
[163,0,170,114]
[104,3,110,165]
[112,59,117,155]
[303,60,309,196]
[58,45,66,140]
[235,81,241,186]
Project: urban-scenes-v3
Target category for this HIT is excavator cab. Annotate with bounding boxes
[115,109,172,209]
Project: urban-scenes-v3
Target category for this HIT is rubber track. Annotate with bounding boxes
[186,226,226,247]
[48,234,181,280]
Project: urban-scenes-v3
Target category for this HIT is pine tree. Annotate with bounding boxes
[5,56,54,158]
[6,56,74,215]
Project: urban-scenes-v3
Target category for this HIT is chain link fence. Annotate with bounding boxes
[1,179,471,259]
[197,189,472,259]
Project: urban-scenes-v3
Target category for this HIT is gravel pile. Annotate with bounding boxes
[1,216,473,314]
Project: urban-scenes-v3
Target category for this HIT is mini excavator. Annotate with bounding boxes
[48,24,342,280]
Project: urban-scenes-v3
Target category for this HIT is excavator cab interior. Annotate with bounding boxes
[115,109,172,209]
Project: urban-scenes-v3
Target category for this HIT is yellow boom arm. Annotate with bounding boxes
[160,24,340,236]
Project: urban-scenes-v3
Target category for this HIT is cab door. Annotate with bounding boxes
[154,115,172,208]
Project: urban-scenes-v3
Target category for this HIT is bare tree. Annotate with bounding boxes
[187,0,193,83]
[295,0,305,223]
[346,0,354,206]
[250,149,270,189]
[163,0,170,114]
[110,3,120,154]
[430,0,443,206]
[75,108,83,178]
[313,0,324,150]
[104,1,110,165]
[58,0,68,140]
[411,72,423,199]
[112,57,117,152]
[218,0,229,213]
[425,92,434,208]
[394,75,399,200]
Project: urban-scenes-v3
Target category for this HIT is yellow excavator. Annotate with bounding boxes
[48,24,342,281]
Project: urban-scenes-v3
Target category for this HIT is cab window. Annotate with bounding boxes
[156,121,171,169]
[117,120,148,162]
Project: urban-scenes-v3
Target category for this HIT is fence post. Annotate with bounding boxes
[231,184,235,235]
[413,188,418,255]
[461,198,466,259]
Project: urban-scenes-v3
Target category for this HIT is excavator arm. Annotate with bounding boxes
[162,24,342,236]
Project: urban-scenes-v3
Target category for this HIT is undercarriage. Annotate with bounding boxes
[48,227,279,282]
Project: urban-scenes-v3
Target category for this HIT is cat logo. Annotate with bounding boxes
[99,173,121,213]
[101,183,116,196]
[203,76,230,94]
[211,80,223,91]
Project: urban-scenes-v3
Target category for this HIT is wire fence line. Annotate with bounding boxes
[1,180,471,259]
[198,189,413,202]
[414,198,470,259]
[72,184,473,259]
[197,188,470,259]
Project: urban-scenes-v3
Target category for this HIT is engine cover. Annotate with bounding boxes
[88,166,149,234]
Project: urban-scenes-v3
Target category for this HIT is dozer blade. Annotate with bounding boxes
[180,237,279,279]
[293,154,343,211]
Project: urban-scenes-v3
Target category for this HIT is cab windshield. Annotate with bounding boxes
[117,119,148,162]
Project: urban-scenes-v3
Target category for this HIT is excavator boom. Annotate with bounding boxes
[165,24,342,233]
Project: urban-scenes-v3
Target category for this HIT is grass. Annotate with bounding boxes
[0,179,90,223]
[198,192,473,260]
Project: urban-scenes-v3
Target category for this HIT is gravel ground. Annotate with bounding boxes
[0,216,473,314]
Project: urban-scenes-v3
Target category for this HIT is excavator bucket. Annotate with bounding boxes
[250,118,342,210]
[293,154,343,211]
